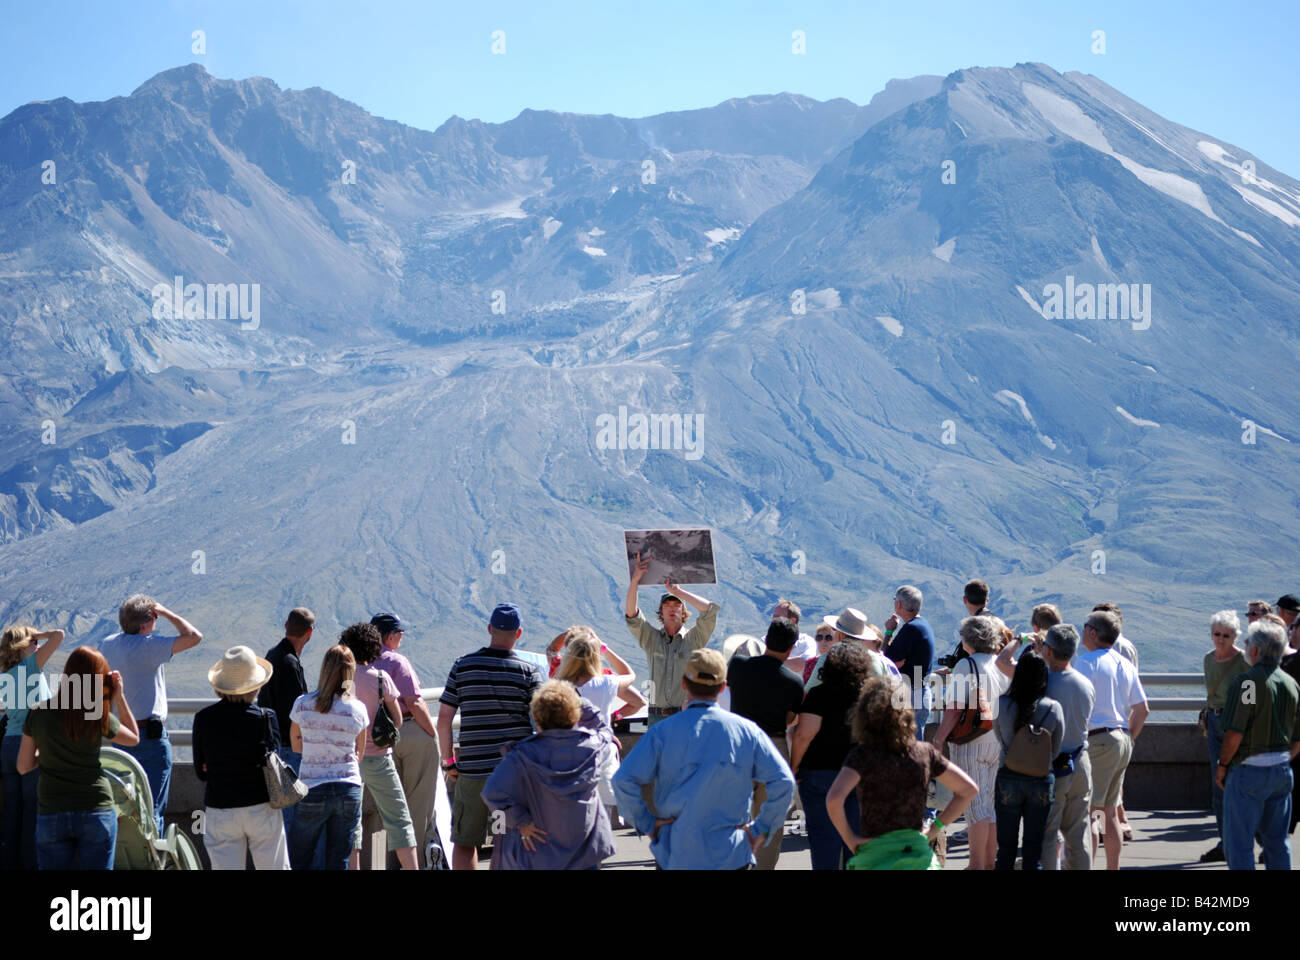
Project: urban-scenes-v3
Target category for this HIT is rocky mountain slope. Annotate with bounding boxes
[0,63,1295,693]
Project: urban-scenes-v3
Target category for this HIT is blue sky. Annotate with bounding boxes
[2,0,1297,176]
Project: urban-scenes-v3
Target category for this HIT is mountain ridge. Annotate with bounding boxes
[0,61,1295,695]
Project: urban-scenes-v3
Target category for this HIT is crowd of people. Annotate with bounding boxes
[0,581,1298,871]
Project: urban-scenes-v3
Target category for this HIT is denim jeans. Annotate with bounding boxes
[994,767,1054,871]
[2,735,39,870]
[1205,710,1226,837]
[1224,762,1292,870]
[122,731,171,833]
[798,768,860,870]
[36,809,117,870]
[289,782,362,870]
[914,708,930,740]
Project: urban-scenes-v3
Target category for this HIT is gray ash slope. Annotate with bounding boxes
[0,63,1295,693]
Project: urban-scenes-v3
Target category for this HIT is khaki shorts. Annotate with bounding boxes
[451,775,491,847]
[1087,729,1132,809]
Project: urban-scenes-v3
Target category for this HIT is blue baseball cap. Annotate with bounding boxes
[490,603,521,631]
[370,613,404,636]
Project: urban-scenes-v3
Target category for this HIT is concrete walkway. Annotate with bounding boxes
[600,809,1295,869]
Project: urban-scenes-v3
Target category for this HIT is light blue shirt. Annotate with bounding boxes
[98,632,176,720]
[612,699,795,870]
[1,653,51,736]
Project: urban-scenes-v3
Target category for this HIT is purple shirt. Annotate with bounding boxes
[375,649,422,715]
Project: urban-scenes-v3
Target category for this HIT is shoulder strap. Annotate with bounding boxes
[261,706,275,756]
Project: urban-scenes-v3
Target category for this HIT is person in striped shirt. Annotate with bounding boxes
[437,603,543,870]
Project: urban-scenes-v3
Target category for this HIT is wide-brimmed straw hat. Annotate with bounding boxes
[208,645,274,695]
[821,607,872,641]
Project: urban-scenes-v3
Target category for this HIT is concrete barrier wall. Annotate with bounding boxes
[166,721,1213,866]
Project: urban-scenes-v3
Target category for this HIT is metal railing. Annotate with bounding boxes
[164,687,448,748]
[160,674,1207,747]
[1137,673,1206,712]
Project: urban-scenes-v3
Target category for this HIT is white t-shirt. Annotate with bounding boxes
[577,674,622,724]
[789,632,818,662]
[1075,647,1147,731]
[291,693,368,790]
[946,652,1012,720]
[1113,634,1139,669]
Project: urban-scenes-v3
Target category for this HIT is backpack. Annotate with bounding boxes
[949,658,994,744]
[1003,701,1054,777]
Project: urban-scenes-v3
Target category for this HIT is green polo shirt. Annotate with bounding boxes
[626,602,719,709]
[1222,662,1300,765]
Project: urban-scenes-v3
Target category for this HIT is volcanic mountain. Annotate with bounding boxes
[0,62,1295,693]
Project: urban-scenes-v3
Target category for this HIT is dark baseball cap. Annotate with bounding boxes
[490,603,521,631]
[1277,595,1300,613]
[370,613,404,636]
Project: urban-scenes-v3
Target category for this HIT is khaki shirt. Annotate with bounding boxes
[626,603,720,709]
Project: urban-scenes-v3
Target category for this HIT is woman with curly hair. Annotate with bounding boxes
[827,676,977,870]
[339,622,418,870]
[789,641,883,869]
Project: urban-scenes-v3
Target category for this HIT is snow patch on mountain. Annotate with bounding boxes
[1023,84,1228,228]
[1231,184,1300,228]
[1197,141,1300,210]
[995,389,1037,426]
[706,227,740,246]
[542,217,562,239]
[1015,285,1043,314]
[1116,406,1159,427]
[875,315,903,337]
[932,238,955,262]
[807,288,841,309]
[995,389,1057,448]
[582,246,607,257]
[1090,235,1109,270]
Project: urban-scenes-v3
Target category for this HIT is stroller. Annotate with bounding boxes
[100,745,203,870]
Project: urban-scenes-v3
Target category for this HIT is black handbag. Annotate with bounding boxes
[372,674,400,750]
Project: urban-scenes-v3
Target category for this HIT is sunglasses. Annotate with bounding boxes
[815,632,835,641]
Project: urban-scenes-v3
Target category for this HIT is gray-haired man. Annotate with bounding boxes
[1074,610,1148,870]
[883,585,936,737]
[1040,624,1095,870]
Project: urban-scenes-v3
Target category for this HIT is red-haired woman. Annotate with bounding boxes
[16,646,140,869]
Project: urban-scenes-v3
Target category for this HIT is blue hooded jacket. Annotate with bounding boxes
[481,700,617,870]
